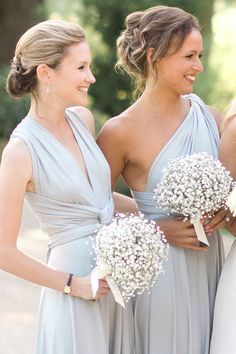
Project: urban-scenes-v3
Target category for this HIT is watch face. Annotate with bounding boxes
[64,285,71,294]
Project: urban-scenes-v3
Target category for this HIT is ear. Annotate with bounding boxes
[36,64,51,83]
[146,48,155,64]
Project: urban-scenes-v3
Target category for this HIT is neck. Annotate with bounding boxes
[139,89,185,116]
[29,100,66,127]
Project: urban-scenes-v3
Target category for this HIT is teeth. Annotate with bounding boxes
[185,75,196,81]
[79,88,88,92]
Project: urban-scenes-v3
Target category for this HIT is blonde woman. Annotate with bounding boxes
[0,20,134,353]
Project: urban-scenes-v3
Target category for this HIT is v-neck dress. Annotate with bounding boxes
[130,94,225,354]
[11,107,134,354]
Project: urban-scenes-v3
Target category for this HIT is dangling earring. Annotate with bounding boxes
[46,81,51,93]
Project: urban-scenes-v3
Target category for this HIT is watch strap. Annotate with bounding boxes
[64,273,73,294]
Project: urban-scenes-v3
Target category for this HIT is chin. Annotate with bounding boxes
[182,87,194,95]
[70,99,87,107]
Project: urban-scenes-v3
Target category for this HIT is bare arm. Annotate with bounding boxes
[97,117,128,190]
[113,192,138,213]
[204,116,236,232]
[0,138,108,300]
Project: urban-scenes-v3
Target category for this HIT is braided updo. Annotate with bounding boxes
[7,19,86,98]
[116,6,200,95]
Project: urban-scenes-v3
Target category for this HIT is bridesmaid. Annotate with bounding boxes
[0,20,134,353]
[97,6,225,354]
[209,101,236,354]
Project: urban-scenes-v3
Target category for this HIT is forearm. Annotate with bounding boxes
[113,192,138,213]
[0,245,68,292]
[0,245,110,300]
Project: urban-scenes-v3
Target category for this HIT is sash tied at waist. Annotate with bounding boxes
[25,192,114,260]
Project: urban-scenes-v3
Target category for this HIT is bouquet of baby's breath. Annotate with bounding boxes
[227,187,236,217]
[154,152,234,245]
[91,212,168,307]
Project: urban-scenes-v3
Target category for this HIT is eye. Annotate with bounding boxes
[199,53,203,59]
[78,65,85,70]
[185,54,193,59]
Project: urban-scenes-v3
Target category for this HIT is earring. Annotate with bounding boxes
[46,81,51,93]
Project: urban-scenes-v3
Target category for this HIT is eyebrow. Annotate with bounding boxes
[186,50,204,54]
[77,60,92,64]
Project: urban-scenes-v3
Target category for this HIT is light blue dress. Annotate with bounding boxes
[131,94,225,354]
[11,108,134,354]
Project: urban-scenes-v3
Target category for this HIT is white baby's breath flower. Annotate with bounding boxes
[154,152,234,223]
[92,212,168,303]
[227,187,236,217]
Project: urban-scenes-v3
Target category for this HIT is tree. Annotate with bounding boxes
[0,0,45,141]
[0,0,44,68]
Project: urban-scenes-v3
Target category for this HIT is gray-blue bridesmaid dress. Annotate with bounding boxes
[131,94,225,354]
[11,108,134,354]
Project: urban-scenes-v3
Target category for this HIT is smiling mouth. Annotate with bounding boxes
[185,75,196,82]
[78,87,89,93]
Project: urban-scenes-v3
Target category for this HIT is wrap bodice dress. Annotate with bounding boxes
[131,94,224,354]
[11,108,134,354]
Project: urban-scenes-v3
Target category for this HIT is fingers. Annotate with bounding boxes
[204,209,234,232]
[204,209,228,230]
[95,279,110,299]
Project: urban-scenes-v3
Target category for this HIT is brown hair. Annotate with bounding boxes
[116,5,200,95]
[7,19,86,98]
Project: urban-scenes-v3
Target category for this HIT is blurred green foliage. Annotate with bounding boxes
[207,5,236,110]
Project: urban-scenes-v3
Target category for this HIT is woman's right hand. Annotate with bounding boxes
[157,217,209,251]
[72,275,110,300]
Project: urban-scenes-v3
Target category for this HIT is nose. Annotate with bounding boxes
[193,57,204,73]
[86,69,96,84]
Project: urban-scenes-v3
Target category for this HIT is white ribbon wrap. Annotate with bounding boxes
[193,221,209,246]
[91,265,125,308]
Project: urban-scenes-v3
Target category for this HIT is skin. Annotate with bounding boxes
[205,116,236,234]
[97,29,224,251]
[0,41,112,301]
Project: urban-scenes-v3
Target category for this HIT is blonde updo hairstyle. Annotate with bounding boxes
[7,19,86,98]
[116,6,200,95]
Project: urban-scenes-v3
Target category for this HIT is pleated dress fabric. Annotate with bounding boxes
[131,94,225,354]
[11,108,134,354]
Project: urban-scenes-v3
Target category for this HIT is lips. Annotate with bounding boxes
[185,75,196,83]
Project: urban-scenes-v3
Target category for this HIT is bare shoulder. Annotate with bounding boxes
[1,138,32,178]
[207,105,223,132]
[98,110,133,142]
[72,106,95,136]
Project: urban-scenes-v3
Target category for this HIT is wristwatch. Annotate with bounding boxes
[64,273,73,295]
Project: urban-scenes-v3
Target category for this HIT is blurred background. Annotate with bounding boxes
[0,0,236,352]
